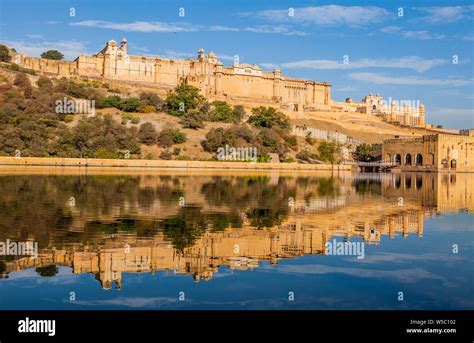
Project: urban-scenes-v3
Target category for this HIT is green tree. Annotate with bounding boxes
[354,143,376,161]
[209,101,235,122]
[317,141,340,165]
[165,84,205,117]
[248,106,290,130]
[40,50,64,60]
[0,44,11,62]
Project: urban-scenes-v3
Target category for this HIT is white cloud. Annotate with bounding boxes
[414,6,474,24]
[244,25,307,36]
[2,39,89,60]
[245,5,393,26]
[71,20,200,33]
[270,56,446,73]
[208,25,240,32]
[381,26,446,40]
[348,72,472,86]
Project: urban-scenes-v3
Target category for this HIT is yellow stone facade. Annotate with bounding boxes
[15,38,331,113]
[382,132,474,172]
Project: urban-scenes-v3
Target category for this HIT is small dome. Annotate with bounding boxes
[122,38,127,43]
[198,48,205,53]
[208,52,216,58]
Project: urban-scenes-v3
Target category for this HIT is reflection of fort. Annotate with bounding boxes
[1,173,472,289]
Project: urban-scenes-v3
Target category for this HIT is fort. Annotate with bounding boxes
[12,38,424,126]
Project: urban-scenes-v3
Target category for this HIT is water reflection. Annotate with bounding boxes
[0,170,472,308]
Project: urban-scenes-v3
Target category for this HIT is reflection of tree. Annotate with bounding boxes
[353,180,381,195]
[35,264,58,277]
[159,206,207,252]
[317,177,340,197]
[201,176,295,229]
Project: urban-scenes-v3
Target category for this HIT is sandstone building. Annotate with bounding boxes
[382,131,474,172]
[12,38,424,127]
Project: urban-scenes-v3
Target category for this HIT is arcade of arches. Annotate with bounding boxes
[382,133,474,172]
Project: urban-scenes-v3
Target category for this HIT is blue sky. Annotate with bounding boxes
[0,0,473,129]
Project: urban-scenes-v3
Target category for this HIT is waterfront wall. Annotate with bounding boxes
[0,157,351,171]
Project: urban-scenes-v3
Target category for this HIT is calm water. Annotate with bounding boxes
[0,170,472,310]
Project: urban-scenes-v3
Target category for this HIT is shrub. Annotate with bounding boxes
[285,135,298,150]
[119,98,140,112]
[13,73,31,88]
[296,150,317,161]
[180,112,205,129]
[0,44,11,62]
[233,105,246,123]
[64,114,74,123]
[139,92,161,108]
[131,116,140,125]
[173,147,181,155]
[140,105,156,113]
[36,77,53,90]
[158,127,187,148]
[160,150,172,160]
[96,95,122,109]
[138,122,158,145]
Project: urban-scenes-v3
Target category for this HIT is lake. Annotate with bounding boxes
[0,169,472,310]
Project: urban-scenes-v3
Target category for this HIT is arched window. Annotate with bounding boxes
[416,154,423,166]
[442,159,448,168]
[395,154,401,165]
[450,159,457,169]
[405,154,412,165]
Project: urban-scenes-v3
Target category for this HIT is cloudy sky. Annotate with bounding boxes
[0,0,473,129]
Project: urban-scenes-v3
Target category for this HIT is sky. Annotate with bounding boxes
[0,0,473,129]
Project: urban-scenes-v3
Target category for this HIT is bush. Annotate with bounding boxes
[173,147,181,156]
[201,125,255,153]
[119,98,140,112]
[233,105,246,123]
[158,127,187,148]
[305,133,315,145]
[131,116,140,125]
[139,92,161,108]
[96,95,122,109]
[140,105,156,113]
[296,149,316,161]
[64,114,74,123]
[13,73,31,88]
[285,135,298,150]
[248,106,290,130]
[180,112,205,129]
[9,64,20,71]
[0,44,11,62]
[138,122,158,145]
[160,150,172,160]
[36,77,53,90]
